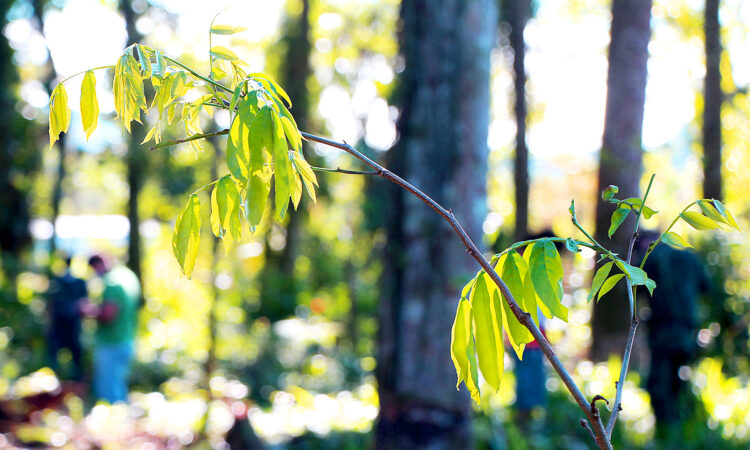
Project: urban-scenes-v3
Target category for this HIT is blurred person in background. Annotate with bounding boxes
[637,230,711,439]
[79,254,140,404]
[46,254,86,381]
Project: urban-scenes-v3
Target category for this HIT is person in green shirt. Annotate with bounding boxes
[80,254,140,403]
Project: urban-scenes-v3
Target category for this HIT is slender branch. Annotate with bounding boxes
[639,201,697,269]
[311,166,379,176]
[301,131,613,450]
[605,174,654,437]
[150,129,229,150]
[581,419,597,442]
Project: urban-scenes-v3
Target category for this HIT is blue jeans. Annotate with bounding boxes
[93,341,134,404]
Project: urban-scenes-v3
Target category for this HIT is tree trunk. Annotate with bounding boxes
[120,0,146,289]
[509,0,530,240]
[591,0,652,361]
[702,0,722,201]
[376,0,496,448]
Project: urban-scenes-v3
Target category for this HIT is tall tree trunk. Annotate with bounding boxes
[258,0,312,320]
[32,0,65,259]
[376,0,496,448]
[591,0,652,361]
[119,0,146,289]
[703,0,722,201]
[509,0,530,240]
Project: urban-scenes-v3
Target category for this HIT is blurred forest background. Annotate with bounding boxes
[1,0,749,448]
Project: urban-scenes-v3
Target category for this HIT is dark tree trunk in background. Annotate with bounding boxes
[32,0,65,259]
[120,0,146,288]
[591,0,652,361]
[376,0,496,448]
[508,0,530,239]
[258,0,312,320]
[703,0,722,201]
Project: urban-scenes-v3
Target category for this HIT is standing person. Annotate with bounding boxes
[79,254,140,404]
[638,231,710,439]
[46,254,87,381]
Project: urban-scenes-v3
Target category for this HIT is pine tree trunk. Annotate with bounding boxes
[509,0,529,240]
[376,0,496,447]
[703,0,722,201]
[591,0,652,361]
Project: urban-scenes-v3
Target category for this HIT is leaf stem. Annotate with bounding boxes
[639,201,697,269]
[163,56,233,94]
[58,65,115,85]
[190,179,220,197]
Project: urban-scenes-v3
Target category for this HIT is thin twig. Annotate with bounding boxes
[301,131,613,450]
[311,166,379,176]
[581,419,597,442]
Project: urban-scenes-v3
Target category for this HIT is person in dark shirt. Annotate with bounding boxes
[46,255,87,381]
[639,231,710,436]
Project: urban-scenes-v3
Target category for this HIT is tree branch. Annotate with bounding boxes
[301,131,613,449]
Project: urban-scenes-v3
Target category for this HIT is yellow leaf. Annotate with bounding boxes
[172,194,202,279]
[210,46,239,61]
[80,70,99,140]
[210,24,247,35]
[48,83,70,150]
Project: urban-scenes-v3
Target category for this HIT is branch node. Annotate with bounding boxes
[591,395,609,415]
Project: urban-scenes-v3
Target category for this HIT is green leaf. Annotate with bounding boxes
[210,46,239,61]
[292,152,318,203]
[470,274,504,391]
[271,109,292,219]
[281,116,302,151]
[79,70,99,140]
[565,238,580,253]
[528,240,567,321]
[608,208,629,238]
[172,194,201,279]
[681,211,722,230]
[48,83,70,150]
[588,261,613,302]
[450,298,480,404]
[136,44,152,78]
[250,72,292,108]
[618,198,658,219]
[597,274,625,301]
[500,254,534,358]
[210,24,247,35]
[698,200,727,225]
[152,50,166,79]
[210,176,242,253]
[602,185,619,201]
[712,200,741,232]
[615,260,656,295]
[661,231,692,249]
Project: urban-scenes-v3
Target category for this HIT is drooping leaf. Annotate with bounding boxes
[528,240,567,321]
[608,208,630,238]
[271,109,292,219]
[470,274,504,391]
[49,83,70,150]
[210,24,247,35]
[210,46,239,61]
[602,185,619,201]
[450,298,480,404]
[210,176,242,253]
[80,70,99,140]
[152,50,166,79]
[292,152,318,203]
[681,211,722,230]
[661,231,692,249]
[712,200,741,232]
[597,274,625,301]
[172,194,201,279]
[136,44,152,78]
[496,258,534,359]
[588,261,613,302]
